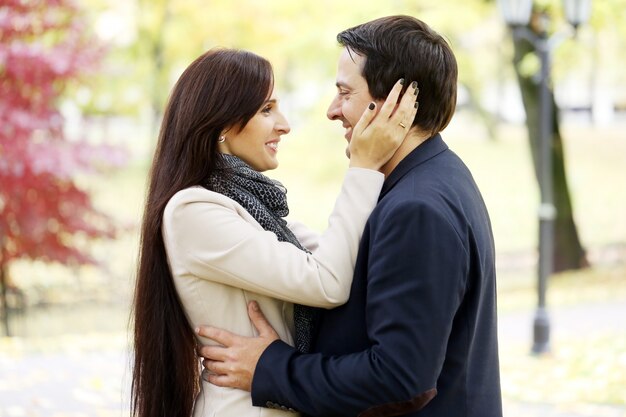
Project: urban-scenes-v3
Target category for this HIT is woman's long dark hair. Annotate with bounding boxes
[131,48,274,417]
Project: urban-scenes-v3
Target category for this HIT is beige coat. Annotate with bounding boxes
[162,167,384,417]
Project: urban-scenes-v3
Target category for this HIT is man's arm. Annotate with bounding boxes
[199,201,468,416]
[251,201,467,415]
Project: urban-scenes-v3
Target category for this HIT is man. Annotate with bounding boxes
[198,15,502,417]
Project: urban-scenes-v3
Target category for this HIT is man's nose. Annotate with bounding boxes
[326,97,341,121]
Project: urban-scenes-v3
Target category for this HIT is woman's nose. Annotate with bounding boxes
[276,113,290,134]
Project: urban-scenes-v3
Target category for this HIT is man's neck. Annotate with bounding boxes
[380,129,432,177]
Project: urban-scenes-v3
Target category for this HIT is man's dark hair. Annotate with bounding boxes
[337,15,458,136]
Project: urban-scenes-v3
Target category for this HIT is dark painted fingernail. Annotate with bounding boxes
[414,101,419,109]
[411,81,417,89]
[415,87,420,96]
[369,102,375,110]
[399,78,405,85]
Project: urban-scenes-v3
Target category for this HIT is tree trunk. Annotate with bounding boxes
[512,29,588,273]
[0,260,9,337]
[139,0,171,138]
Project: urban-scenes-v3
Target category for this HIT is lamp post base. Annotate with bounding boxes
[531,307,551,354]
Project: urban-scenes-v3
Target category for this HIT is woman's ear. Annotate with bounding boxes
[218,126,234,153]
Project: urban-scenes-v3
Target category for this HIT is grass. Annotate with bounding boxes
[501,332,626,406]
[497,264,626,313]
[496,263,626,410]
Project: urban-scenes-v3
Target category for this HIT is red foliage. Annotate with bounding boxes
[0,0,127,266]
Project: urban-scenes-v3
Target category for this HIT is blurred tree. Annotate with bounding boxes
[83,0,506,142]
[134,0,172,135]
[495,0,591,272]
[0,0,126,335]
[91,0,481,128]
[484,0,626,271]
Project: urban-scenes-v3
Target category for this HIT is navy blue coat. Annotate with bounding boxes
[252,135,503,417]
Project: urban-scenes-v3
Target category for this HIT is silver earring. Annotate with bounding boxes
[218,135,226,143]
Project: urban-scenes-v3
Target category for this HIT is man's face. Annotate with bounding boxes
[327,48,379,157]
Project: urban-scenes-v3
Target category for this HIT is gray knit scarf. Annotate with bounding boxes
[205,154,317,353]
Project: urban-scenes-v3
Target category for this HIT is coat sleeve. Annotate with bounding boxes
[286,220,320,252]
[162,168,383,308]
[251,200,469,416]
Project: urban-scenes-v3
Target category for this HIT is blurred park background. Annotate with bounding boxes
[1,0,625,416]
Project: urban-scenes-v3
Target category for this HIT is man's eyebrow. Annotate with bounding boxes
[335,81,352,89]
[264,99,278,104]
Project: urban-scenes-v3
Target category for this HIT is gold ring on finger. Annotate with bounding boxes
[399,122,406,129]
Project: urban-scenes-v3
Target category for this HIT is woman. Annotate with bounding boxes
[131,48,417,417]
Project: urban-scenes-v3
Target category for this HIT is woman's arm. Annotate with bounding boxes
[286,220,320,253]
[162,168,382,308]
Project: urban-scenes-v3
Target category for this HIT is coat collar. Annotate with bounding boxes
[380,134,448,198]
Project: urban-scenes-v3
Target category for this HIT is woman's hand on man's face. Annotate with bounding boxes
[348,78,420,171]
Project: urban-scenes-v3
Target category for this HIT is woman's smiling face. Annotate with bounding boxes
[219,91,290,172]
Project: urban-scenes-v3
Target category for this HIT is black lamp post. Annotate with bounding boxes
[497,0,591,354]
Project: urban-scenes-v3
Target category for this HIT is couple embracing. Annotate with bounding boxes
[132,15,502,417]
